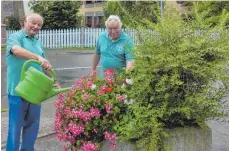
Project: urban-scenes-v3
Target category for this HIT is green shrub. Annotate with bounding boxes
[4,14,21,30]
[116,8,229,151]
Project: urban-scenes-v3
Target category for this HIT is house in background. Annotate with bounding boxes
[1,1,25,46]
[79,0,105,28]
[79,0,184,28]
[1,1,25,23]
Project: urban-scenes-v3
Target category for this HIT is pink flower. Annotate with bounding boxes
[54,99,64,110]
[71,84,77,91]
[68,122,85,137]
[104,76,115,84]
[72,109,92,122]
[63,108,71,114]
[54,112,62,131]
[103,68,115,77]
[90,107,101,117]
[85,80,93,89]
[116,94,125,102]
[98,85,106,95]
[57,93,66,101]
[91,70,97,77]
[82,93,92,99]
[82,141,99,151]
[57,131,68,142]
[105,103,112,113]
[104,131,117,144]
[110,144,116,150]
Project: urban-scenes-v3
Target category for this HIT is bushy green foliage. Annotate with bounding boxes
[181,1,229,29]
[116,8,229,151]
[103,1,160,28]
[29,1,81,29]
[4,14,21,30]
[195,1,229,28]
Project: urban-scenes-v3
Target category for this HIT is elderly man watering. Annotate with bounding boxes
[6,13,57,151]
[91,15,135,77]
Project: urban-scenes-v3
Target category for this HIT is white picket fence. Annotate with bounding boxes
[7,28,139,48]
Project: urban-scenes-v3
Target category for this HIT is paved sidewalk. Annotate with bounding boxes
[1,96,58,150]
[2,99,229,151]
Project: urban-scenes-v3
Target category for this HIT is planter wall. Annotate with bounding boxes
[100,126,212,151]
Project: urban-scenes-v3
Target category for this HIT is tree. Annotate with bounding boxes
[194,1,229,28]
[28,1,82,29]
[103,1,160,28]
[4,14,21,30]
[180,1,229,29]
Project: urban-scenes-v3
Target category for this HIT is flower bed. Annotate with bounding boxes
[54,69,133,151]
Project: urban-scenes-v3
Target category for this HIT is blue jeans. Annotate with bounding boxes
[6,95,41,151]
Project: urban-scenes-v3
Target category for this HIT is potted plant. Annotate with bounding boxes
[54,69,133,150]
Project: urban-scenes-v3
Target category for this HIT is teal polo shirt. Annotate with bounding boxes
[95,30,134,77]
[6,29,46,96]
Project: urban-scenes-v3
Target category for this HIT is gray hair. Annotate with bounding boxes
[105,15,122,28]
[26,13,44,25]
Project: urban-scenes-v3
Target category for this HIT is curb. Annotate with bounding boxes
[55,51,94,55]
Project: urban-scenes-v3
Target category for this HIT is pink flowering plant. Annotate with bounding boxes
[54,69,132,151]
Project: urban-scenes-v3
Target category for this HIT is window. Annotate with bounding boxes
[95,0,103,3]
[86,16,92,27]
[85,0,93,4]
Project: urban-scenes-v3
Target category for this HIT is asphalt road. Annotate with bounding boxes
[1,50,96,109]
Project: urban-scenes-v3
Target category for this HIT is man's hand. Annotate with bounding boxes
[37,55,52,70]
[54,81,62,89]
[90,70,97,77]
[43,69,62,89]
[126,60,135,72]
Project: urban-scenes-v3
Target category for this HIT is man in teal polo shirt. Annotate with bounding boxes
[91,15,135,77]
[6,13,52,151]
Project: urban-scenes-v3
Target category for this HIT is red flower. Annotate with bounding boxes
[104,86,114,93]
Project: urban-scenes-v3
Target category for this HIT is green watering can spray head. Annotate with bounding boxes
[15,60,71,105]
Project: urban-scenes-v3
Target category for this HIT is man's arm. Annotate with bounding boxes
[11,45,52,70]
[91,53,100,75]
[44,69,61,89]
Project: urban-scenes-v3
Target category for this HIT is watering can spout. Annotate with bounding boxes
[46,87,71,100]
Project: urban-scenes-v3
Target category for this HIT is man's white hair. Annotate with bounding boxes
[105,15,122,28]
[26,13,44,24]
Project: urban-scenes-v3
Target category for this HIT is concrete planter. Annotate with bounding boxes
[100,126,212,151]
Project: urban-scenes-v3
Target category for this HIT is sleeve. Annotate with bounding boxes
[95,36,101,55]
[6,34,22,57]
[41,44,47,59]
[124,38,135,61]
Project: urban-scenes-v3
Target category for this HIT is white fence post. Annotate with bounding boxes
[6,28,141,48]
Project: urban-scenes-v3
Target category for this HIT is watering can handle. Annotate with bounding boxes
[20,59,56,82]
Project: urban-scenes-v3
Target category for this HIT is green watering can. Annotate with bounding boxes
[15,60,71,105]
